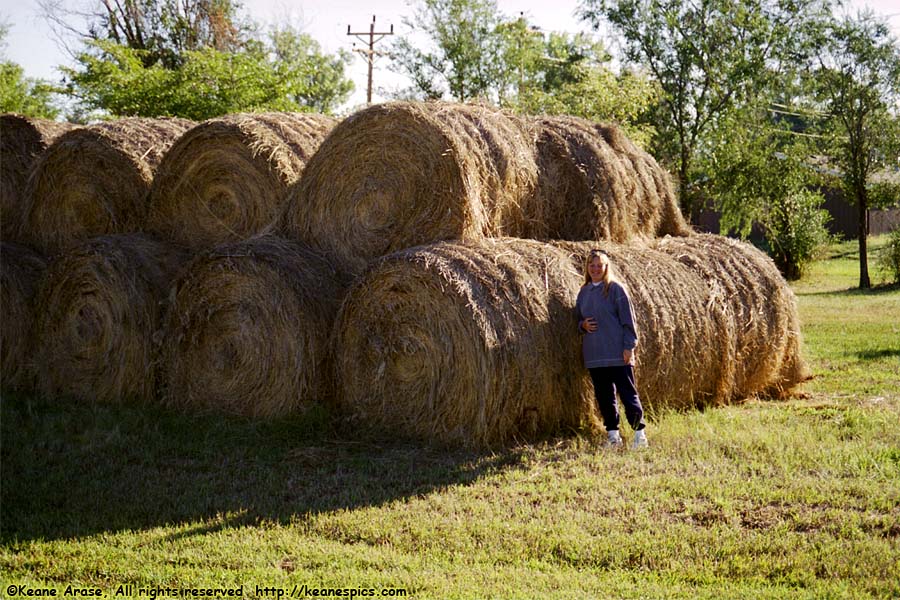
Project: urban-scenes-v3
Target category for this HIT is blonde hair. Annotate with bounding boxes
[583,249,619,296]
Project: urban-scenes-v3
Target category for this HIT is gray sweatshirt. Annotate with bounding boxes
[575,281,638,368]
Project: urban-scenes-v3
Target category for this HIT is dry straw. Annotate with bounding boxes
[158,235,347,418]
[33,234,188,404]
[534,115,689,241]
[147,112,336,250]
[281,101,689,274]
[0,242,48,393]
[332,236,806,447]
[19,117,193,255]
[1,114,78,241]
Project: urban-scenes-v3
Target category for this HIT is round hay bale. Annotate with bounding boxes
[333,237,807,447]
[147,112,337,250]
[533,116,690,241]
[280,101,542,274]
[158,235,347,418]
[33,234,188,404]
[0,242,48,393]
[19,117,194,255]
[1,114,78,241]
[653,233,808,397]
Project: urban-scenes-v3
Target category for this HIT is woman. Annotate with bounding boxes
[575,249,648,449]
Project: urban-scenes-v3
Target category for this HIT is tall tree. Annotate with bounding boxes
[807,10,900,288]
[389,0,506,102]
[579,0,832,216]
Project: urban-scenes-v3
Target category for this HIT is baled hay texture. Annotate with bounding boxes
[281,101,542,274]
[534,116,690,240]
[652,233,809,397]
[333,237,807,447]
[147,112,336,250]
[1,115,78,241]
[0,242,48,392]
[158,235,347,418]
[19,117,194,255]
[34,234,188,404]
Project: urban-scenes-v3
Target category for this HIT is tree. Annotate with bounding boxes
[706,106,831,279]
[389,0,506,102]
[808,11,900,288]
[40,0,251,68]
[579,0,832,216]
[62,31,353,119]
[0,23,59,118]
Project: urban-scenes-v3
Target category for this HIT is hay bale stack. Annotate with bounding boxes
[19,117,194,255]
[33,234,188,404]
[534,116,690,240]
[1,115,78,241]
[0,242,48,393]
[653,233,808,397]
[147,112,336,250]
[158,235,347,418]
[280,101,542,274]
[332,237,806,447]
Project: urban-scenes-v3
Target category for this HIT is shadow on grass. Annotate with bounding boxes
[795,282,900,297]
[0,393,531,543]
[856,348,900,360]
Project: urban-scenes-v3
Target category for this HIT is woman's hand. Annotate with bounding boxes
[623,348,635,365]
[582,317,598,333]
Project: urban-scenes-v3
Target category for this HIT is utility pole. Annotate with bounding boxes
[348,15,394,104]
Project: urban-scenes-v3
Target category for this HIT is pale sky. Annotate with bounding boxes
[2,0,898,112]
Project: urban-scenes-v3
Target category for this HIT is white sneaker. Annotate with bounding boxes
[606,430,623,449]
[632,429,649,449]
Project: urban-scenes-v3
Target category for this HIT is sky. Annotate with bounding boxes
[2,0,899,112]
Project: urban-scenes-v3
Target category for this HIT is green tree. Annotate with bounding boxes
[807,11,900,288]
[0,23,59,118]
[706,107,831,279]
[579,0,832,216]
[62,32,353,120]
[390,0,506,101]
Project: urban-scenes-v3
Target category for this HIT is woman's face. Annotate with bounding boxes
[588,256,608,282]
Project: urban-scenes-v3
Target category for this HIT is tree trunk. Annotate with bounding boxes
[857,187,870,289]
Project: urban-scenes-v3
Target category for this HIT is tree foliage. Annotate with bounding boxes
[579,0,832,216]
[807,10,900,288]
[0,23,59,118]
[62,30,353,120]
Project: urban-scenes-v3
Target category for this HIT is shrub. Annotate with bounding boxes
[878,226,900,285]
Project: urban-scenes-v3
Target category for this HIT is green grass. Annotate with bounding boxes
[2,239,899,599]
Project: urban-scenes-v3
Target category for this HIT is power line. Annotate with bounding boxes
[348,15,394,104]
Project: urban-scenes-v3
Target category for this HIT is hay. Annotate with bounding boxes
[652,233,808,398]
[18,117,194,255]
[0,242,48,393]
[332,236,807,447]
[33,234,187,403]
[280,101,542,274]
[281,101,690,274]
[147,112,336,250]
[1,114,78,241]
[534,116,690,240]
[158,235,347,418]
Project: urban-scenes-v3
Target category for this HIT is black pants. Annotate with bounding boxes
[588,365,645,432]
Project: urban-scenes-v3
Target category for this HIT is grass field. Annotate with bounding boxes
[2,237,898,599]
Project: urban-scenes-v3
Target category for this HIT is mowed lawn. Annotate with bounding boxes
[2,237,898,599]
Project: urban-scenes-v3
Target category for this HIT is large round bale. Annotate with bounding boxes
[33,234,188,404]
[147,112,336,250]
[18,117,194,255]
[158,235,347,418]
[333,237,807,447]
[653,233,808,397]
[0,242,48,393]
[1,115,78,241]
[280,101,543,274]
[534,115,690,240]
